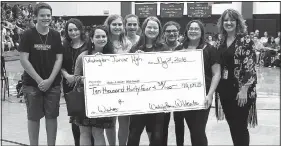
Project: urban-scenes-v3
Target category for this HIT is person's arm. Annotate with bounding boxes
[19,30,43,84]
[237,39,257,107]
[8,37,14,47]
[207,64,221,97]
[61,68,69,78]
[20,52,43,84]
[205,46,221,108]
[74,51,86,84]
[74,51,85,76]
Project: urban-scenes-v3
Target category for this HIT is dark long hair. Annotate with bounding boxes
[267,36,275,44]
[89,25,114,55]
[133,16,163,50]
[64,18,86,44]
[182,20,205,49]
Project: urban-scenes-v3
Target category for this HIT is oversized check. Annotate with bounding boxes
[83,50,206,118]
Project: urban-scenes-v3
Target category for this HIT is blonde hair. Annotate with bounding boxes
[217,9,247,38]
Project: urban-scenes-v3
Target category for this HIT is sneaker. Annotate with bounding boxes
[268,66,272,68]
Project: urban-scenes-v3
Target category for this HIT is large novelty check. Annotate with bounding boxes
[83,50,206,118]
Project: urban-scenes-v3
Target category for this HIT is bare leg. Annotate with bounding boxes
[45,118,58,146]
[28,120,40,146]
[92,127,106,146]
[256,52,260,65]
[118,116,130,146]
[105,117,116,146]
[80,126,92,146]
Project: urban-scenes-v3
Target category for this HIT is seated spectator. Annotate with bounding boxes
[22,7,29,18]
[255,29,260,39]
[28,4,33,16]
[253,35,264,66]
[264,36,278,67]
[6,10,13,21]
[260,31,269,45]
[1,22,7,36]
[60,29,65,42]
[249,31,255,41]
[206,35,216,46]
[3,30,14,51]
[275,31,280,46]
[214,33,222,48]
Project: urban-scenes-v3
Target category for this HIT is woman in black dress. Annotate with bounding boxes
[215,9,258,146]
[61,18,90,146]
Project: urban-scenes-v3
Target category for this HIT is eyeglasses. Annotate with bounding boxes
[165,30,178,33]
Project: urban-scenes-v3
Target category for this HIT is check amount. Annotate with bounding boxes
[89,80,202,95]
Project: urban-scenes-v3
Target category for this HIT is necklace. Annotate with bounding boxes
[37,30,49,50]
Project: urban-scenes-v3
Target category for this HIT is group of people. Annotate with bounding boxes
[19,2,258,146]
[206,29,281,68]
[251,30,280,67]
[1,3,35,52]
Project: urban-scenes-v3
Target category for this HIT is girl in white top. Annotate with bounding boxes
[104,14,132,54]
[104,14,132,146]
[260,31,269,45]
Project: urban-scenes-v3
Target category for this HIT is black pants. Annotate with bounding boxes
[182,108,210,146]
[264,50,277,67]
[220,97,250,146]
[163,112,185,146]
[127,113,165,146]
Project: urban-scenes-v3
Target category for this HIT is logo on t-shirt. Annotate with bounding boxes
[34,44,51,51]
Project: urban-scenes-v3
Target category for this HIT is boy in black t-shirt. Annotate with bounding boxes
[19,3,63,146]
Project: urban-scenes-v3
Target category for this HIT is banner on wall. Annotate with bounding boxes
[187,3,212,18]
[160,3,184,18]
[135,3,157,18]
[83,51,207,118]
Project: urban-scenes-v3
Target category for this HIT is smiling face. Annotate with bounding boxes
[164,25,179,43]
[145,20,159,39]
[67,23,81,41]
[92,29,108,51]
[223,13,237,34]
[187,22,201,41]
[125,17,138,35]
[35,8,52,28]
[110,18,124,36]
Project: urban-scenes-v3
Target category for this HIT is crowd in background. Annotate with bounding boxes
[1,2,66,52]
[206,30,281,68]
[2,3,280,68]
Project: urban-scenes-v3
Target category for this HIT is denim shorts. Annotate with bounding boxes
[23,85,61,121]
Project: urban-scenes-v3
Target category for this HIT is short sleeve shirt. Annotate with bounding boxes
[176,43,220,93]
[19,27,63,87]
